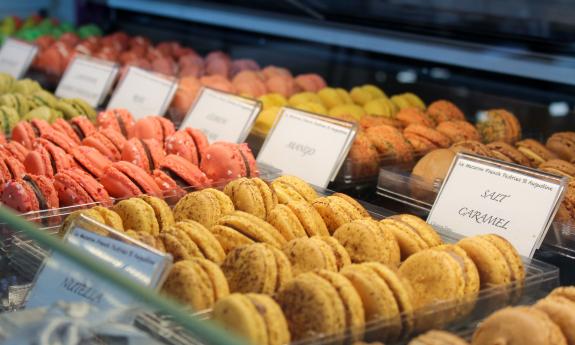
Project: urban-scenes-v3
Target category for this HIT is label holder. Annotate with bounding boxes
[427,152,567,257]
[107,66,179,119]
[55,55,119,107]
[257,106,357,188]
[180,86,262,143]
[0,38,38,79]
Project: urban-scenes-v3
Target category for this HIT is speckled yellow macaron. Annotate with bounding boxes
[333,218,401,266]
[285,201,329,236]
[457,236,512,287]
[223,177,277,220]
[282,237,338,275]
[173,188,234,228]
[267,204,308,240]
[138,195,174,231]
[113,198,160,235]
[169,220,226,264]
[222,243,292,294]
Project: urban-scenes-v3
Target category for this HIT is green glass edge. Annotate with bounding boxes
[0,206,245,345]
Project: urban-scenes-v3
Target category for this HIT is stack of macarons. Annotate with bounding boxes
[0,108,259,216]
[60,174,527,344]
[468,286,575,345]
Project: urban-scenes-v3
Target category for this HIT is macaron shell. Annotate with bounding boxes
[164,129,201,165]
[282,237,338,276]
[457,236,512,287]
[133,116,175,142]
[113,198,160,235]
[222,243,278,294]
[111,161,162,197]
[212,293,268,345]
[192,258,230,301]
[332,192,370,218]
[175,220,226,264]
[162,260,215,311]
[223,178,267,219]
[1,178,40,212]
[390,214,443,247]
[274,175,318,202]
[315,236,352,270]
[138,194,175,231]
[71,145,112,178]
[173,190,223,228]
[286,201,329,237]
[92,206,124,231]
[312,197,354,234]
[549,286,575,303]
[159,154,211,190]
[245,293,291,345]
[267,204,308,240]
[209,224,254,253]
[381,218,429,260]
[54,169,112,207]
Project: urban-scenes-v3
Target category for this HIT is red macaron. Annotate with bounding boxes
[11,119,53,149]
[70,145,112,178]
[121,138,166,174]
[82,128,128,161]
[164,128,209,166]
[52,116,97,143]
[153,154,211,198]
[0,141,29,162]
[0,151,25,183]
[54,168,112,207]
[1,174,59,214]
[97,108,135,138]
[38,130,77,154]
[200,142,259,185]
[24,139,76,178]
[100,161,162,198]
[132,116,175,142]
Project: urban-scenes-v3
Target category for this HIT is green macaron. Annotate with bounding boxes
[22,106,62,123]
[0,105,19,134]
[56,98,97,122]
[0,93,30,117]
[11,79,42,95]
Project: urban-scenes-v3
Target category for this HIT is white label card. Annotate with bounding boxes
[107,66,178,119]
[0,38,38,79]
[427,153,567,257]
[257,107,357,188]
[55,55,119,107]
[25,216,172,312]
[180,87,261,143]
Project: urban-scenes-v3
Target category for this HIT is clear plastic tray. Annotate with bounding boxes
[1,178,559,344]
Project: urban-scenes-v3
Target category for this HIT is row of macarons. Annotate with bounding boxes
[59,175,525,343]
[410,286,575,345]
[0,108,260,215]
[0,15,101,43]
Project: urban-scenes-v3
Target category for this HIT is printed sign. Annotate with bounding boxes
[25,216,172,310]
[55,55,119,107]
[257,107,357,188]
[0,38,38,78]
[180,87,261,143]
[107,66,178,119]
[427,153,567,257]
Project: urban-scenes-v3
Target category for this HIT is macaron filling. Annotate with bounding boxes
[238,150,251,177]
[23,175,48,211]
[139,139,155,172]
[116,114,128,137]
[160,168,189,188]
[30,122,42,137]
[70,122,86,140]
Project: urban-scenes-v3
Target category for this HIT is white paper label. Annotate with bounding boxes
[25,219,171,310]
[180,87,261,143]
[427,153,567,257]
[257,107,357,188]
[55,55,119,107]
[0,38,38,78]
[107,67,178,120]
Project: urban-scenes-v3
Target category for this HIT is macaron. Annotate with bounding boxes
[153,154,212,198]
[534,296,575,345]
[164,128,209,166]
[329,104,366,120]
[11,119,52,149]
[162,259,229,311]
[1,174,59,213]
[389,214,443,247]
[350,84,386,106]
[173,188,235,228]
[312,195,363,233]
[539,159,575,178]
[60,206,124,236]
[398,249,465,309]
[0,105,19,135]
[97,108,136,138]
[269,176,317,205]
[280,201,329,237]
[426,100,465,123]
[54,98,97,121]
[516,139,558,167]
[546,132,575,163]
[82,128,128,161]
[54,168,112,207]
[0,141,29,162]
[200,142,258,185]
[437,120,481,143]
[133,116,175,142]
[549,286,575,303]
[396,107,434,127]
[476,109,521,144]
[266,204,308,240]
[365,124,414,163]
[276,272,346,341]
[38,129,77,154]
[364,98,398,118]
[282,237,339,275]
[486,141,532,167]
[213,293,290,345]
[339,264,403,341]
[333,218,401,266]
[404,124,452,152]
[70,145,112,178]
[294,73,326,92]
[52,116,96,143]
[24,139,76,178]
[347,132,380,177]
[457,236,512,287]
[317,87,353,109]
[121,138,165,173]
[223,177,278,220]
[222,242,292,294]
[471,307,567,345]
[165,220,225,264]
[408,330,470,345]
[0,151,25,183]
[100,161,162,198]
[210,211,286,252]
